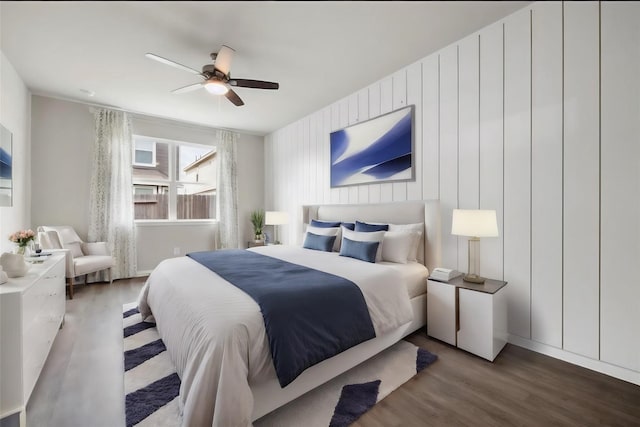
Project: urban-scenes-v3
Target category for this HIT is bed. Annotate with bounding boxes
[137,200,441,426]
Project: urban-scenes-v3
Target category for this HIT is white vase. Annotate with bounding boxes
[0,252,29,278]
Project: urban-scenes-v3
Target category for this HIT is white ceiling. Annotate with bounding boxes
[1,1,529,135]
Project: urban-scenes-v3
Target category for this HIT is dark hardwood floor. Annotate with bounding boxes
[355,335,640,427]
[27,279,640,427]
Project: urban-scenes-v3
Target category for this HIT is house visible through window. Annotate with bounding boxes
[133,139,156,166]
[132,135,217,221]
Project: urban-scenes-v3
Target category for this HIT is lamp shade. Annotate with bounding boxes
[265,211,289,225]
[451,209,498,237]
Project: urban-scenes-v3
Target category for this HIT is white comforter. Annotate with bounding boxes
[137,245,413,427]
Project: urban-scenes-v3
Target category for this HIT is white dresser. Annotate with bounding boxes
[0,253,65,425]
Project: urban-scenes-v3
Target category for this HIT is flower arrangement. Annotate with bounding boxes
[9,229,36,255]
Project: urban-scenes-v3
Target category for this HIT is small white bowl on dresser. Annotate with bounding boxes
[0,252,30,278]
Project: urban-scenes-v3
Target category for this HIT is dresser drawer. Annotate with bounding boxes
[20,254,66,404]
[22,281,46,337]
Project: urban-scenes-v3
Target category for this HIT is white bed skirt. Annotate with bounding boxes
[251,293,427,420]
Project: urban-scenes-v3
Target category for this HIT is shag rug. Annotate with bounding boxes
[123,303,437,427]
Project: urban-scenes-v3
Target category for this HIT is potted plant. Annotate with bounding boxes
[250,210,265,242]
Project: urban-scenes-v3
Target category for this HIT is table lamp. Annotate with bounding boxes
[451,209,499,284]
[265,211,289,244]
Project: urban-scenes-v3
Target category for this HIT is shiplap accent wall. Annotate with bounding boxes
[265,1,640,383]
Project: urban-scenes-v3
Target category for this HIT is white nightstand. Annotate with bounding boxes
[427,275,508,361]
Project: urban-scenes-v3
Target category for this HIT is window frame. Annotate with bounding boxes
[132,134,218,224]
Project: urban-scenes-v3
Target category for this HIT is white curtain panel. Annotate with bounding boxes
[217,130,239,249]
[88,108,137,279]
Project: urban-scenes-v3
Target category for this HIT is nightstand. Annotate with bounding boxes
[427,275,507,361]
[247,241,265,248]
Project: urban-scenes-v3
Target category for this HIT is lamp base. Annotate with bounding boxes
[463,274,486,284]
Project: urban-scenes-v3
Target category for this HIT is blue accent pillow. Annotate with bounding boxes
[339,237,380,263]
[355,221,389,232]
[341,222,355,231]
[303,232,337,252]
[311,219,342,228]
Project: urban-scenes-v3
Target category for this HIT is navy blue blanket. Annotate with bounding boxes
[187,249,376,387]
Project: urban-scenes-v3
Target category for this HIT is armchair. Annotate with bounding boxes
[37,226,115,299]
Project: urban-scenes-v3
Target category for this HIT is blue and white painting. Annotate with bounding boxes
[0,124,12,207]
[330,106,413,188]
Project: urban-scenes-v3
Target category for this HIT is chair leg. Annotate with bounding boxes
[67,277,74,299]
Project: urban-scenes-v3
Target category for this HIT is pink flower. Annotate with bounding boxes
[8,229,36,246]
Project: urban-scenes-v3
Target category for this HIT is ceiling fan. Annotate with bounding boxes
[145,45,279,107]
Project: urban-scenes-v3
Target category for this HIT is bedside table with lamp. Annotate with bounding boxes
[265,211,289,245]
[427,209,508,361]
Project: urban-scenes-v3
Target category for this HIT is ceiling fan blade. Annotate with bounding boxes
[225,88,244,106]
[145,53,201,75]
[214,45,235,76]
[228,79,279,90]
[171,82,204,94]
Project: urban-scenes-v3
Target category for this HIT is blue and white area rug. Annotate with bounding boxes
[123,303,437,427]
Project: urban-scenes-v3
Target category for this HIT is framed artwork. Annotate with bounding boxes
[330,105,414,188]
[0,124,12,207]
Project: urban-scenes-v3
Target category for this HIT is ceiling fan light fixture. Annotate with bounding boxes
[204,80,229,95]
[147,45,278,106]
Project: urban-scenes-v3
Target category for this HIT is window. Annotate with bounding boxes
[133,185,157,195]
[133,139,157,166]
[132,135,217,221]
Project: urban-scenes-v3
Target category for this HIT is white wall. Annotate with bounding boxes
[30,95,264,273]
[0,51,31,254]
[31,96,93,237]
[265,1,640,384]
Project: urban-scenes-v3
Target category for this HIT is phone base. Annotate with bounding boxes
[463,274,485,284]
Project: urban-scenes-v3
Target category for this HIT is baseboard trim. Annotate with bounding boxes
[508,334,640,386]
[135,270,152,277]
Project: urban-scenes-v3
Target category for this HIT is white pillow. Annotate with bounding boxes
[306,225,341,252]
[341,228,385,262]
[64,242,85,258]
[388,223,424,262]
[381,231,417,264]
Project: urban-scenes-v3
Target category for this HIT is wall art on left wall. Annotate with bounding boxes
[0,124,12,207]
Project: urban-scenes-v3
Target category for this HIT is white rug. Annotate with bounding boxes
[123,303,437,427]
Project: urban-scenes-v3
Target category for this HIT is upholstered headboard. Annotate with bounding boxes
[301,200,441,272]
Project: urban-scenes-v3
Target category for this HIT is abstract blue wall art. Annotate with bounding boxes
[330,105,414,188]
[0,124,12,207]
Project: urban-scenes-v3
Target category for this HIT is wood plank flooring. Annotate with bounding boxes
[26,278,144,427]
[26,279,640,427]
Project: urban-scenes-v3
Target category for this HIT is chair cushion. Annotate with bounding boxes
[82,242,110,256]
[73,255,114,276]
